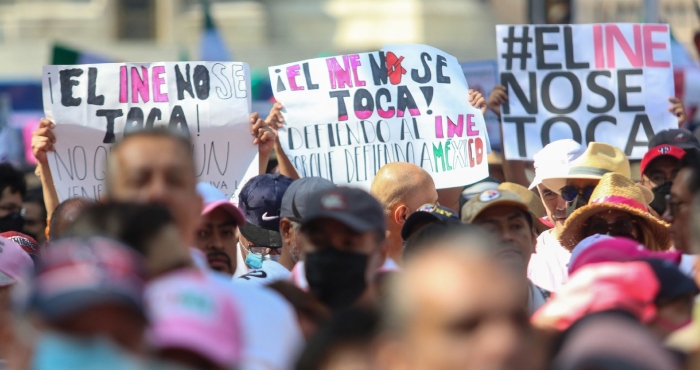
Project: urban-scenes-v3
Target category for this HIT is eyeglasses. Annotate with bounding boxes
[560,185,596,202]
[243,240,281,255]
[585,218,637,238]
[665,194,689,218]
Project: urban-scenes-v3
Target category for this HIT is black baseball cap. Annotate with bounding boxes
[238,174,294,247]
[649,129,700,151]
[642,259,699,305]
[301,187,386,235]
[280,177,336,222]
[401,204,460,240]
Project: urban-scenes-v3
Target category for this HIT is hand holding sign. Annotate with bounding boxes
[31,118,56,165]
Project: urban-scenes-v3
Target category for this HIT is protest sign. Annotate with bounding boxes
[496,24,676,160]
[269,44,490,189]
[461,60,500,151]
[42,62,255,201]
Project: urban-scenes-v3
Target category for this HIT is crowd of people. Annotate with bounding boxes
[0,84,699,370]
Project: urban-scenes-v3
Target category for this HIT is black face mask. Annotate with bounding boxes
[305,248,368,312]
[649,181,673,215]
[0,211,24,233]
[565,195,588,217]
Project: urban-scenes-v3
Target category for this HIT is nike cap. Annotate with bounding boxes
[238,174,294,248]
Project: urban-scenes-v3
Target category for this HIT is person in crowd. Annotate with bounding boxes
[533,259,698,341]
[462,182,550,313]
[650,128,700,152]
[146,268,244,370]
[369,162,438,265]
[526,139,584,292]
[400,203,459,242]
[639,144,686,217]
[0,236,34,369]
[300,187,387,312]
[295,308,379,370]
[24,237,148,370]
[267,280,330,340]
[664,149,700,254]
[0,163,26,233]
[46,197,93,243]
[376,227,539,370]
[236,173,293,276]
[22,188,47,245]
[195,182,245,276]
[0,231,40,265]
[559,172,671,252]
[64,203,193,278]
[457,176,501,216]
[254,177,337,284]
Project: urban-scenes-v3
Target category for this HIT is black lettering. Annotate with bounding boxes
[145,108,162,128]
[125,107,144,134]
[369,52,388,85]
[411,53,432,83]
[303,62,319,90]
[618,69,644,112]
[330,90,351,120]
[193,65,210,100]
[503,116,537,157]
[586,71,615,113]
[564,26,589,69]
[541,116,582,146]
[87,67,104,105]
[354,89,374,117]
[96,109,124,143]
[168,105,190,135]
[501,72,538,114]
[397,86,419,115]
[436,55,450,83]
[59,68,83,107]
[585,115,616,143]
[541,72,581,114]
[175,64,194,100]
[535,26,562,70]
[625,114,654,155]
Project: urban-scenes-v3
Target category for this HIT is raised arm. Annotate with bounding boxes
[31,118,60,218]
[266,102,299,180]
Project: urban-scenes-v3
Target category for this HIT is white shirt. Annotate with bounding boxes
[237,260,291,285]
[528,280,549,315]
[528,230,571,293]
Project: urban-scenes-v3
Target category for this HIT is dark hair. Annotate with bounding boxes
[0,162,26,199]
[403,221,487,261]
[681,148,700,195]
[24,188,47,220]
[62,202,174,257]
[295,308,379,370]
[48,197,94,241]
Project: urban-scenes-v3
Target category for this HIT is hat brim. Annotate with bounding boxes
[239,223,282,248]
[464,199,549,234]
[149,321,237,368]
[202,201,246,226]
[35,288,145,323]
[559,203,671,252]
[302,211,378,234]
[541,177,654,204]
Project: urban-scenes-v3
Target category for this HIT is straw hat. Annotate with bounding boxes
[558,172,670,251]
[541,142,653,203]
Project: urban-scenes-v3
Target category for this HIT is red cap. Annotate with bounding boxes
[640,144,686,176]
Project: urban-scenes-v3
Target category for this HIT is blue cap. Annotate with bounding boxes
[280,177,336,222]
[238,174,294,247]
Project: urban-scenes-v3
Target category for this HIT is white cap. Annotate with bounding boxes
[528,139,585,190]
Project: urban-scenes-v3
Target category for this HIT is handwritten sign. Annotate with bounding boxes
[269,44,489,189]
[497,24,676,160]
[42,62,255,201]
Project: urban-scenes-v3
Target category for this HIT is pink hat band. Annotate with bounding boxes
[591,195,646,212]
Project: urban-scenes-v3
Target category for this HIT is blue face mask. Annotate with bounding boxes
[33,332,142,370]
[244,249,264,270]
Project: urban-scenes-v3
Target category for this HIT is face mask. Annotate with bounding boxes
[649,182,673,215]
[0,211,23,233]
[242,243,264,270]
[305,248,368,312]
[565,195,588,217]
[34,332,142,370]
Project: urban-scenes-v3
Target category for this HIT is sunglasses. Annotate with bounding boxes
[560,185,596,202]
[585,218,637,238]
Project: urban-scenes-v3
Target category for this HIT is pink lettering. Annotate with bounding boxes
[131,66,150,103]
[593,25,604,69]
[643,24,671,68]
[447,115,464,138]
[348,54,366,87]
[326,56,353,89]
[466,114,479,136]
[286,65,304,91]
[152,66,168,102]
[119,66,127,103]
[435,116,444,138]
[605,24,643,68]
